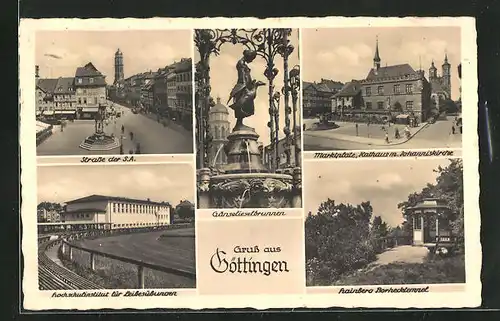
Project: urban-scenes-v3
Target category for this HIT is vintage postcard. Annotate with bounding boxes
[20,17,480,310]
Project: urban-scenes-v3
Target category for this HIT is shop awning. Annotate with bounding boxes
[42,110,54,115]
[81,107,99,113]
[55,110,76,114]
[396,114,410,119]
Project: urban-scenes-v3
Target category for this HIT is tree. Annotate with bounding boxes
[392,101,403,113]
[439,98,459,114]
[305,199,377,285]
[175,200,195,221]
[372,216,389,238]
[37,202,62,212]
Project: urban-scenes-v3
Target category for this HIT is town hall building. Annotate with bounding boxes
[332,38,433,123]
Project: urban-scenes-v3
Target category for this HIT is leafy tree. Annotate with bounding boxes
[438,98,459,114]
[305,199,376,285]
[392,101,403,112]
[372,216,389,238]
[175,200,195,221]
[37,202,62,212]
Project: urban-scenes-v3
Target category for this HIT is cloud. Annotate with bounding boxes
[302,27,462,100]
[36,30,191,81]
[44,53,62,59]
[304,158,452,227]
[37,163,195,206]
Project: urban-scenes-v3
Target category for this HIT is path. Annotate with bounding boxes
[372,245,428,267]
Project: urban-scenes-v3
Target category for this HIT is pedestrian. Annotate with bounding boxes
[404,125,411,139]
[452,125,456,134]
[385,132,390,144]
[355,123,359,136]
[459,125,462,134]
[130,131,134,140]
[395,127,400,139]
[129,150,134,154]
[121,125,125,134]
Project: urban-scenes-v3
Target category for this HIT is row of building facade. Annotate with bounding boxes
[35,63,108,120]
[108,49,192,128]
[303,39,455,123]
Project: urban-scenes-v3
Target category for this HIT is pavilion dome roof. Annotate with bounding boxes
[210,97,229,114]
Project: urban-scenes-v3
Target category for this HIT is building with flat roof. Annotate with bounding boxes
[61,194,171,229]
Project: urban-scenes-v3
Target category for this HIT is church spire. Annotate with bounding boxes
[373,36,381,70]
[443,51,450,66]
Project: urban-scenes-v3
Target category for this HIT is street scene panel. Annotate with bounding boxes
[194,29,303,209]
[35,30,194,156]
[304,157,465,286]
[37,163,196,290]
[302,27,463,151]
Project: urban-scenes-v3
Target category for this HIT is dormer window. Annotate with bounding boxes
[89,78,94,83]
[77,78,82,84]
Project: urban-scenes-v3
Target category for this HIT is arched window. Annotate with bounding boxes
[215,126,220,139]
[221,127,226,139]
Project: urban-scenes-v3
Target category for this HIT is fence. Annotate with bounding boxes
[372,235,412,253]
[58,223,195,289]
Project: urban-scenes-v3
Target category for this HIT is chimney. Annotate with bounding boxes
[35,65,40,79]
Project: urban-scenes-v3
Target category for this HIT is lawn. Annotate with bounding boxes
[334,254,465,286]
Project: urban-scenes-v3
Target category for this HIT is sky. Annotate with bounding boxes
[35,30,191,81]
[37,163,195,206]
[195,29,300,145]
[302,27,461,100]
[304,158,455,227]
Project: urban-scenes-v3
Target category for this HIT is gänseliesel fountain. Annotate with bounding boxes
[79,104,120,151]
[195,29,302,209]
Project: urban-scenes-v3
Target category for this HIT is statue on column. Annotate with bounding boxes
[227,49,265,131]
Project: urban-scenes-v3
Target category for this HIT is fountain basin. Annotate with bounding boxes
[79,133,120,151]
[210,172,295,208]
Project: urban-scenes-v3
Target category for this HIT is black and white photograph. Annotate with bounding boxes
[35,30,193,156]
[37,163,196,290]
[302,27,462,151]
[304,158,465,286]
[193,29,302,209]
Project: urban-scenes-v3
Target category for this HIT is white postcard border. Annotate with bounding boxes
[20,16,480,310]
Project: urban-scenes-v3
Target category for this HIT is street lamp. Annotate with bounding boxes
[289,65,301,167]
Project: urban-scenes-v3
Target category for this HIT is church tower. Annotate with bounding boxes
[208,97,230,169]
[373,37,381,70]
[114,48,124,84]
[429,60,438,81]
[442,52,451,96]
